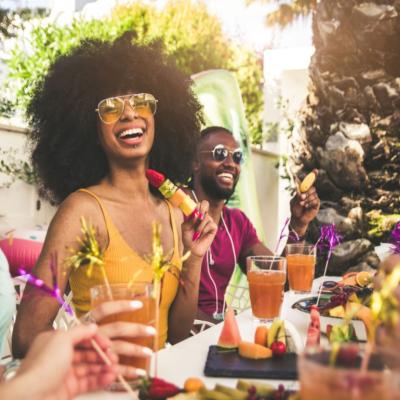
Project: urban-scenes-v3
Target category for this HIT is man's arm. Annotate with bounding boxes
[238,242,273,274]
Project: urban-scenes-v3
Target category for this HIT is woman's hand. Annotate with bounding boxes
[8,324,117,400]
[181,200,217,258]
[87,300,156,379]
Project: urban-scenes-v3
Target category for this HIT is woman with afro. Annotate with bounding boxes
[12,33,217,379]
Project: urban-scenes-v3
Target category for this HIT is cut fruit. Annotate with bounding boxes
[345,302,373,340]
[348,292,360,303]
[238,341,273,359]
[270,341,286,357]
[306,326,320,347]
[328,305,346,318]
[326,324,333,340]
[341,272,357,286]
[306,306,321,347]
[216,306,242,349]
[184,377,205,393]
[199,389,230,399]
[329,323,356,344]
[355,271,373,287]
[214,384,248,400]
[236,380,275,396]
[267,319,285,347]
[310,306,321,331]
[254,325,269,347]
[299,171,316,193]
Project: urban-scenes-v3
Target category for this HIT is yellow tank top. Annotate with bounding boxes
[69,189,182,348]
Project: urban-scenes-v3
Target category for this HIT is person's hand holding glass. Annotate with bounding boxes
[89,284,156,388]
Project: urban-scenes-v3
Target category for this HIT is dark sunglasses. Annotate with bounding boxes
[95,93,157,124]
[200,144,244,165]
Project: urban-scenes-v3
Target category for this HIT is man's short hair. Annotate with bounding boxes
[198,126,233,146]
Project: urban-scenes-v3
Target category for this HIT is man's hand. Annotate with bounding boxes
[290,169,320,236]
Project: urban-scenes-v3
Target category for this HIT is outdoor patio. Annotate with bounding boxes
[0,1,399,400]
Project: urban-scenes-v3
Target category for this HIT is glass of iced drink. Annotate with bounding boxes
[298,346,392,400]
[286,243,316,294]
[90,282,156,388]
[247,255,286,324]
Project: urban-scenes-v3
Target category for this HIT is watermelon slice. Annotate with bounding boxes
[217,306,242,348]
[306,305,321,347]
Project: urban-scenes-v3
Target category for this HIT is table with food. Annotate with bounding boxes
[77,268,396,400]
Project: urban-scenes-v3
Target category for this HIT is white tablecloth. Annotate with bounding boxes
[77,276,366,399]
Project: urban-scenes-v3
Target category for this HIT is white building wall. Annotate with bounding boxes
[263,46,313,250]
[0,123,56,233]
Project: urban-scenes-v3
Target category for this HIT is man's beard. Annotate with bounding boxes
[200,173,237,200]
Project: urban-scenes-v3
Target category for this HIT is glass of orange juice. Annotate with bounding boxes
[247,255,286,324]
[286,243,316,294]
[90,282,156,388]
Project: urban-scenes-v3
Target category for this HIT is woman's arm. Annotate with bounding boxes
[167,202,217,344]
[12,192,106,358]
[167,254,203,344]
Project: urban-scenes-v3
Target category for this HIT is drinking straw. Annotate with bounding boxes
[18,264,136,398]
[140,222,191,377]
[65,218,147,394]
[274,217,290,255]
[19,263,73,317]
[315,224,341,306]
[148,223,164,378]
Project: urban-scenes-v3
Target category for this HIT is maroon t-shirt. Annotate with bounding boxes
[198,206,261,317]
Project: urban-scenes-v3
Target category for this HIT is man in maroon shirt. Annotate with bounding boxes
[190,126,320,322]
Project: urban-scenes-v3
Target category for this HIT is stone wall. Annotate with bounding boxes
[289,0,400,275]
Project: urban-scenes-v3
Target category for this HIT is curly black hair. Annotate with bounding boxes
[28,32,203,203]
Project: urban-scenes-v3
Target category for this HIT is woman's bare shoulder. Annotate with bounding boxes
[45,190,106,243]
[57,190,102,219]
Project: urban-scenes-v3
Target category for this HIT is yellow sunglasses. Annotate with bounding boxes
[95,93,158,124]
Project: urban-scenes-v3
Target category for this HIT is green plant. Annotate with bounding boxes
[0,97,14,118]
[0,7,48,40]
[246,0,316,27]
[2,0,263,144]
[227,45,264,144]
[367,210,400,239]
[0,148,38,187]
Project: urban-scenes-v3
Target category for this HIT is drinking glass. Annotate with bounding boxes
[90,282,156,388]
[298,346,392,400]
[286,243,316,294]
[246,255,286,324]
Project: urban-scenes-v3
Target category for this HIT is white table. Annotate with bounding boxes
[77,276,366,399]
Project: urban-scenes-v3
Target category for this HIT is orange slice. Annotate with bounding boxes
[299,171,316,193]
[355,271,372,287]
